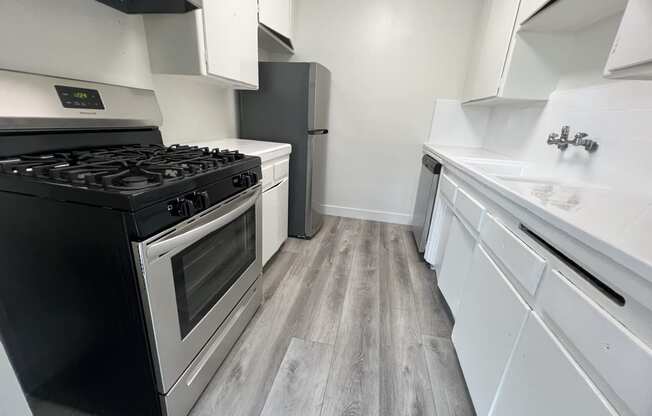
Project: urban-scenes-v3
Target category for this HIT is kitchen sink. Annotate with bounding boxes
[494,175,610,190]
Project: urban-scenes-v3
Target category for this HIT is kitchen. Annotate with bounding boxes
[0,0,651,415]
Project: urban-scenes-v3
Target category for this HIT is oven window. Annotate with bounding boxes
[172,206,256,338]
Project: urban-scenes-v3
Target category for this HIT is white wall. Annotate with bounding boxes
[266,0,482,224]
[153,75,238,144]
[0,0,237,144]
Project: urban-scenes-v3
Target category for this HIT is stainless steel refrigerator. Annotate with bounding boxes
[239,62,331,239]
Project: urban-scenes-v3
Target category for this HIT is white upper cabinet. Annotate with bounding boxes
[462,0,567,104]
[462,0,624,104]
[519,0,626,32]
[258,0,295,55]
[604,0,652,80]
[145,1,259,89]
[463,0,522,103]
[517,0,549,24]
[204,0,259,87]
[259,0,293,41]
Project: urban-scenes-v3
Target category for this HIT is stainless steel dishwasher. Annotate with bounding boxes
[411,155,442,253]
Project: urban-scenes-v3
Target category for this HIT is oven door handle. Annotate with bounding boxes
[147,192,258,259]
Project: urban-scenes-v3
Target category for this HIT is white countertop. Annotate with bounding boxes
[424,144,652,282]
[186,139,292,163]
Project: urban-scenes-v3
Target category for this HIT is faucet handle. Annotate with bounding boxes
[584,140,599,152]
[561,125,570,139]
[574,132,588,140]
[547,132,559,144]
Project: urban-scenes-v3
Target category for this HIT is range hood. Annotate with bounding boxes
[96,0,199,14]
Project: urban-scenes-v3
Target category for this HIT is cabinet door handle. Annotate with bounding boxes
[264,178,287,193]
[308,129,329,135]
[519,224,625,307]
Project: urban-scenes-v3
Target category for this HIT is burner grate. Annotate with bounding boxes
[0,144,247,191]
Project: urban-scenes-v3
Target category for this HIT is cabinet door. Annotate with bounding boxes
[203,0,259,88]
[463,0,521,102]
[490,313,617,416]
[262,178,289,266]
[437,216,476,317]
[604,0,652,79]
[518,0,551,24]
[452,246,530,416]
[259,0,293,40]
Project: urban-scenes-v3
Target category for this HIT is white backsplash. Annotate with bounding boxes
[482,81,652,196]
[428,80,652,197]
[427,99,490,148]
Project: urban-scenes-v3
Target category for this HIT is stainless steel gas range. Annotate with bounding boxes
[0,70,262,416]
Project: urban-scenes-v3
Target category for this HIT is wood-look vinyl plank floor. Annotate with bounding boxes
[260,337,333,416]
[378,223,437,416]
[190,216,473,416]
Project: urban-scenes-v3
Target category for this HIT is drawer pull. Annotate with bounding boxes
[519,224,625,307]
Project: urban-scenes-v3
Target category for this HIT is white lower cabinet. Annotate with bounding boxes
[452,246,530,416]
[438,216,476,317]
[490,313,618,416]
[262,178,289,266]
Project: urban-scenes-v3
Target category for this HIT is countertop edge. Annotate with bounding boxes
[423,143,652,283]
[184,139,292,163]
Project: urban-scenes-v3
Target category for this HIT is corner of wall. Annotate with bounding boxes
[427,99,491,148]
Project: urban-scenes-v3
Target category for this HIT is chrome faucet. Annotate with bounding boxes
[547,126,598,152]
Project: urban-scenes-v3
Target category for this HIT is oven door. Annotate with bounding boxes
[133,185,262,394]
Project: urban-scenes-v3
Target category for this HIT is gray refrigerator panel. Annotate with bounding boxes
[239,62,331,239]
[309,63,332,131]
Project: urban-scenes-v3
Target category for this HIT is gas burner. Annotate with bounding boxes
[102,167,164,190]
[0,144,252,192]
[0,145,253,191]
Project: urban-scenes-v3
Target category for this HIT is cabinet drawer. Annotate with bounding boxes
[538,270,652,416]
[262,164,274,190]
[274,158,289,181]
[480,215,546,297]
[454,188,485,231]
[439,173,458,204]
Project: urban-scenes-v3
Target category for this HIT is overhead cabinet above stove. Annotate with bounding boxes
[95,0,200,14]
[258,0,295,54]
[144,0,259,89]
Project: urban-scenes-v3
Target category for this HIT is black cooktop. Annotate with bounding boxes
[0,144,261,212]
[0,144,247,190]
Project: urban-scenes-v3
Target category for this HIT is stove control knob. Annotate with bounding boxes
[242,173,253,187]
[168,198,190,217]
[233,175,244,187]
[186,191,210,212]
[250,172,259,184]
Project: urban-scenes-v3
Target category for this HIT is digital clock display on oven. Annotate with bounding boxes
[55,85,105,110]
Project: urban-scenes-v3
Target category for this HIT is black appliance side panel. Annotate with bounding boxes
[0,193,161,416]
[238,62,311,237]
[0,128,164,158]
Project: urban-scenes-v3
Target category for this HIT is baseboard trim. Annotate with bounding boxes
[320,204,412,225]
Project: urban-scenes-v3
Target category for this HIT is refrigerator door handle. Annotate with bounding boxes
[307,129,329,135]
